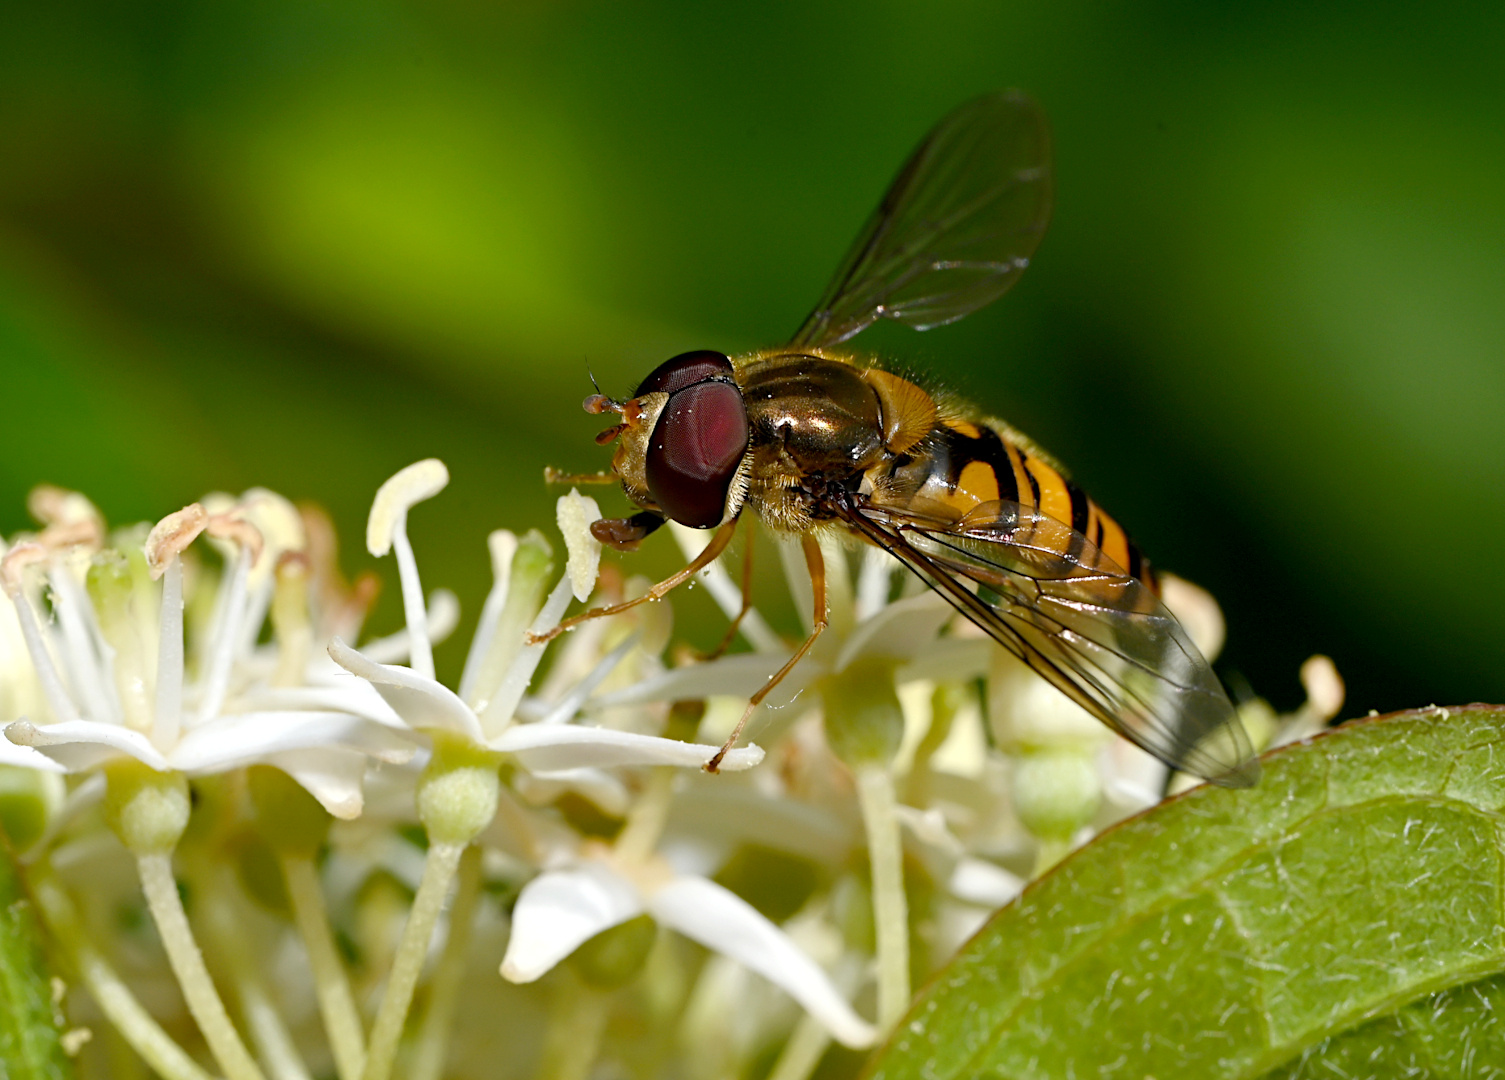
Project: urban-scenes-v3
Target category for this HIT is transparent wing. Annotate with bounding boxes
[790,91,1053,349]
[837,497,1259,787]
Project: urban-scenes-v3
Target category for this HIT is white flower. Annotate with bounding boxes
[327,461,765,773]
[501,846,877,1049]
[590,534,985,746]
[2,496,416,818]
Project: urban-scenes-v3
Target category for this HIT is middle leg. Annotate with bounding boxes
[706,534,827,772]
[696,530,757,661]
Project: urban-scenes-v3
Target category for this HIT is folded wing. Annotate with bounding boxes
[837,497,1259,787]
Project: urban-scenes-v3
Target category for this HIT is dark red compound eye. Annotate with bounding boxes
[645,378,749,528]
[635,350,735,397]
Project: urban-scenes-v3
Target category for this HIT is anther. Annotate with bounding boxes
[144,504,209,581]
[207,513,266,566]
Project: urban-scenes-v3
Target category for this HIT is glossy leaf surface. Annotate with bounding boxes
[867,706,1505,1080]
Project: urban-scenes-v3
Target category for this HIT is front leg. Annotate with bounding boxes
[695,532,756,661]
[525,516,739,644]
[590,511,666,552]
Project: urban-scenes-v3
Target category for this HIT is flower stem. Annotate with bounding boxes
[238,980,312,1080]
[408,845,483,1080]
[854,764,909,1032]
[33,872,213,1080]
[136,852,266,1080]
[765,1011,832,1080]
[361,840,465,1080]
[537,974,609,1080]
[1032,837,1073,876]
[199,867,312,1080]
[282,853,367,1080]
[612,766,675,863]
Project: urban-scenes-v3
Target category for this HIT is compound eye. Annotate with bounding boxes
[635,350,734,397]
[645,380,749,528]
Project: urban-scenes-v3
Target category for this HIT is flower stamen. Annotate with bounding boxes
[367,459,449,680]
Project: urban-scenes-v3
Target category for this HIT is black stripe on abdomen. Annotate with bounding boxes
[1062,480,1090,562]
[971,426,1019,505]
[1067,481,1090,535]
[1021,457,1041,508]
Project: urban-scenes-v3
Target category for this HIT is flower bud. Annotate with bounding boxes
[232,828,290,916]
[418,733,501,846]
[1011,749,1100,843]
[104,760,190,855]
[988,649,1108,752]
[568,914,658,990]
[0,765,62,851]
[248,764,331,858]
[821,658,905,767]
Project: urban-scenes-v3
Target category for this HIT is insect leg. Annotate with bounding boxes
[706,534,827,772]
[525,517,739,644]
[695,531,756,661]
[543,467,619,485]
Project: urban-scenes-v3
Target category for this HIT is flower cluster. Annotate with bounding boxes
[0,464,1341,1080]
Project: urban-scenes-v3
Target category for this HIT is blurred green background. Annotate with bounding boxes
[2,1,1501,715]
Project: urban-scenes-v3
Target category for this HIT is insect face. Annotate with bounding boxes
[592,350,751,531]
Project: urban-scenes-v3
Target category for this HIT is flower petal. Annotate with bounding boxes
[262,748,373,820]
[169,711,419,773]
[512,767,631,817]
[586,652,796,710]
[664,786,852,867]
[646,876,877,1048]
[897,637,991,684]
[0,736,66,772]
[947,857,1024,907]
[500,864,645,983]
[833,591,952,672]
[491,723,762,773]
[5,720,170,771]
[327,638,484,742]
[235,683,405,727]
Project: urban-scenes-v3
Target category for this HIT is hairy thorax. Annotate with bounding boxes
[736,350,938,533]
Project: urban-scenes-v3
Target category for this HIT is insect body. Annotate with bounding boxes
[548,91,1258,787]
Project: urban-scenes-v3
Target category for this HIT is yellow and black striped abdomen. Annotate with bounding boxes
[876,416,1155,590]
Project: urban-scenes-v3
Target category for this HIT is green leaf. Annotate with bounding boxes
[1259,970,1505,1078]
[0,842,72,1079]
[867,706,1505,1080]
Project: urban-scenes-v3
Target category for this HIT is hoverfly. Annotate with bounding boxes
[541,91,1259,787]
